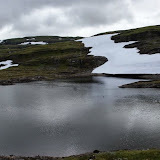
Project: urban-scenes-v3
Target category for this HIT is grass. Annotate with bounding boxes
[1,149,160,160]
[118,25,160,37]
[0,38,102,82]
[58,150,160,160]
[1,36,83,45]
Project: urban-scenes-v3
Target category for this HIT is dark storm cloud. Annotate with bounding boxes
[0,0,133,38]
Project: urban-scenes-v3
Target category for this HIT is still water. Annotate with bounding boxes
[0,77,160,156]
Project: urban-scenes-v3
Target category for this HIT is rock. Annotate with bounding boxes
[93,150,100,153]
[0,64,6,67]
[119,80,160,88]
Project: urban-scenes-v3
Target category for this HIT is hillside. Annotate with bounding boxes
[95,25,160,55]
[1,25,160,86]
[0,36,107,85]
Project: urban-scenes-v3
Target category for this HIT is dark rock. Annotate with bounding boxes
[120,80,160,88]
[0,64,6,67]
[93,150,100,153]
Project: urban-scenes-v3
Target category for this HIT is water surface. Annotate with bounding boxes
[0,77,160,156]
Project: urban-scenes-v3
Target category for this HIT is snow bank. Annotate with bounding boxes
[19,41,48,45]
[0,60,18,70]
[79,34,160,74]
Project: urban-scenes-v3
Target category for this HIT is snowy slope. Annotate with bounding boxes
[79,34,160,74]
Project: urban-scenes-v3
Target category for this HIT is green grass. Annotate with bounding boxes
[0,39,99,81]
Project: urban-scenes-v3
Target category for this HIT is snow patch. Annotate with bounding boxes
[79,34,160,74]
[19,41,48,45]
[26,38,35,41]
[0,60,18,70]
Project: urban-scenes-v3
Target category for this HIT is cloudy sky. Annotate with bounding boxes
[0,0,159,39]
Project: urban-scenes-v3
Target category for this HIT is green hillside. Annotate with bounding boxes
[0,36,107,85]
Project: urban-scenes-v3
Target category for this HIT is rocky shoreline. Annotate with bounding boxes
[120,80,160,88]
[1,73,160,87]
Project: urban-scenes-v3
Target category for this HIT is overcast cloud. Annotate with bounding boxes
[0,0,160,39]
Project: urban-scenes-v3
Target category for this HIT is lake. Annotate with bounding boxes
[0,77,160,157]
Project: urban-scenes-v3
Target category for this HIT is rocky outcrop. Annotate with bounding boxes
[120,80,160,88]
[111,26,160,55]
[111,30,160,42]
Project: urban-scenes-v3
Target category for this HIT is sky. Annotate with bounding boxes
[0,0,160,40]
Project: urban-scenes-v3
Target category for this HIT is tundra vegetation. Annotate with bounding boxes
[0,36,107,85]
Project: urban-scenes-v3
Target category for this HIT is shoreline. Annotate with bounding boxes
[0,73,159,86]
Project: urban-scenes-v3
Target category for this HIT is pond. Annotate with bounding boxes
[0,77,160,157]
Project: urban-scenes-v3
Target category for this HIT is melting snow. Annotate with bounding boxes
[19,41,48,45]
[79,34,160,74]
[0,60,18,70]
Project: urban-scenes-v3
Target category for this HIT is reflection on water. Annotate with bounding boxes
[0,77,160,156]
